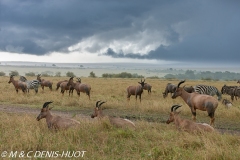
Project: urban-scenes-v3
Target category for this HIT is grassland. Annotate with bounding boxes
[1,76,240,159]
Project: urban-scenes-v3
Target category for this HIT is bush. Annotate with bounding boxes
[25,72,35,76]
[9,70,19,76]
[102,72,144,78]
[0,71,6,76]
[66,71,76,77]
[89,71,96,78]
[55,72,61,77]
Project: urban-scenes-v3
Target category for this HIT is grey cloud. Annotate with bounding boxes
[0,0,240,63]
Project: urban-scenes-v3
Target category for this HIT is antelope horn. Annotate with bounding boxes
[171,105,182,112]
[177,80,186,88]
[96,100,101,108]
[43,101,53,108]
[98,101,106,107]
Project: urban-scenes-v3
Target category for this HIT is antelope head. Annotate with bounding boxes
[36,101,53,121]
[91,100,106,118]
[8,75,15,84]
[166,105,182,124]
[172,80,185,99]
[138,78,145,88]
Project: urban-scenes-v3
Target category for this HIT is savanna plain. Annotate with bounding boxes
[1,76,240,160]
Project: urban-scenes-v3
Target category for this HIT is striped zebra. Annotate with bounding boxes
[19,76,41,93]
[194,84,222,101]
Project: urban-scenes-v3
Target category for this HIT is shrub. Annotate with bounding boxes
[89,71,96,78]
[0,71,6,76]
[25,72,35,76]
[9,70,19,76]
[66,71,76,77]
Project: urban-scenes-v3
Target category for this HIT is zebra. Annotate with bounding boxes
[19,76,41,93]
[194,84,222,101]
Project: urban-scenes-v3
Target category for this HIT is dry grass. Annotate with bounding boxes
[1,76,240,159]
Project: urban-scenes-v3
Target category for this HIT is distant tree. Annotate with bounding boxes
[0,71,6,76]
[9,70,19,76]
[52,64,56,67]
[164,74,176,79]
[185,70,195,79]
[55,72,61,77]
[66,71,76,77]
[25,72,35,76]
[89,71,96,78]
[41,73,51,77]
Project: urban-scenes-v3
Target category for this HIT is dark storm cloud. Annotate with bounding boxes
[0,0,240,63]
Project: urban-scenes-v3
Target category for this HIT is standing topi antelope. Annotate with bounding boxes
[37,74,53,91]
[143,83,152,94]
[162,83,177,98]
[172,80,218,126]
[91,101,135,129]
[8,75,27,93]
[127,79,146,102]
[36,101,80,130]
[56,80,68,91]
[166,105,215,133]
[68,77,91,100]
[60,77,74,96]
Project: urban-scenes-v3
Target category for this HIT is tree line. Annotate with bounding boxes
[164,70,240,81]
[1,70,240,81]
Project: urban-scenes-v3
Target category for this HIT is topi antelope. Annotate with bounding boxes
[143,83,152,94]
[91,101,135,129]
[36,101,80,130]
[37,74,53,91]
[68,77,91,100]
[127,79,146,102]
[172,80,218,126]
[60,77,74,96]
[56,80,68,91]
[8,75,27,93]
[162,83,177,98]
[166,105,215,133]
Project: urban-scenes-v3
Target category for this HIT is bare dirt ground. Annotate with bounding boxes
[0,104,91,120]
[0,104,240,136]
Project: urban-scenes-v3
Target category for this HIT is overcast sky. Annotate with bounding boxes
[0,0,240,64]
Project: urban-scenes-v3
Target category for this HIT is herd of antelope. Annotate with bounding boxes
[7,74,240,133]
